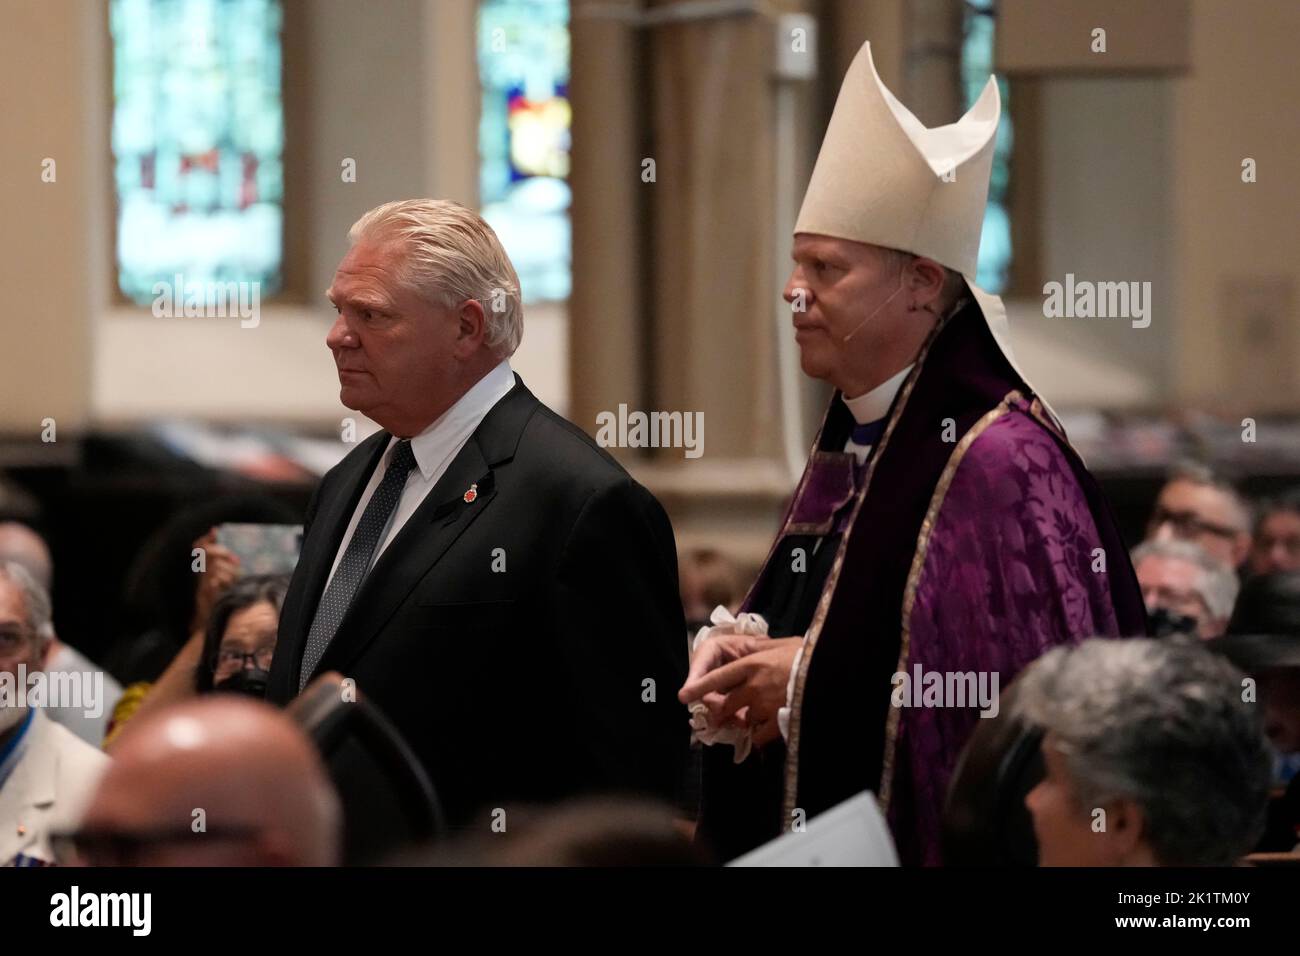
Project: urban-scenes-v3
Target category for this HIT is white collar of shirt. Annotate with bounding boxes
[396,359,516,479]
[325,360,516,589]
[842,364,913,425]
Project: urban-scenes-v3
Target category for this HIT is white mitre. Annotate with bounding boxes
[795,41,1050,416]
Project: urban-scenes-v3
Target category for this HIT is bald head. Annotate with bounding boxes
[83,697,340,866]
[0,522,52,592]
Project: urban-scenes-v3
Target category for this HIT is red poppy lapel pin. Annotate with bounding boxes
[463,483,478,504]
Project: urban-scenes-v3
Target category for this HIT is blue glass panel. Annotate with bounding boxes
[477,0,571,303]
[962,2,1012,293]
[111,0,285,304]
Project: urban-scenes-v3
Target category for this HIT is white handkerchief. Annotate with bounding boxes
[686,605,770,763]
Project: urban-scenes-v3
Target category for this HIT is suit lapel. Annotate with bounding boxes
[305,434,499,682]
[295,377,540,685]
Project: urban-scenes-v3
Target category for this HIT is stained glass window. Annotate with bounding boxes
[477,0,571,303]
[962,1,1011,294]
[111,0,285,305]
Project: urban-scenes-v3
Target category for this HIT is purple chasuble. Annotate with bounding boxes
[697,294,1147,864]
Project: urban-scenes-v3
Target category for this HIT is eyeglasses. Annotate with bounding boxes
[50,824,262,866]
[1148,506,1241,541]
[0,626,33,663]
[214,646,275,672]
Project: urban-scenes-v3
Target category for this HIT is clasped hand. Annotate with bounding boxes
[677,633,804,749]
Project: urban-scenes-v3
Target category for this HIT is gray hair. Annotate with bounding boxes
[0,559,54,652]
[348,199,524,357]
[0,521,52,592]
[1015,637,1271,866]
[1131,538,1240,620]
[1167,460,1253,532]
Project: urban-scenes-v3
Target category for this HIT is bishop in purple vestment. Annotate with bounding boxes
[679,42,1146,865]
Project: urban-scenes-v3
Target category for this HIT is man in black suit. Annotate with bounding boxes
[267,199,688,829]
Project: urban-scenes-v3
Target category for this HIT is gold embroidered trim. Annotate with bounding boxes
[876,389,1021,812]
[779,313,953,826]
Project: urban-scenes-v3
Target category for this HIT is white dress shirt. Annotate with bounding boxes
[325,360,516,590]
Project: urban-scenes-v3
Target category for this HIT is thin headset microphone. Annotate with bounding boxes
[842,275,907,343]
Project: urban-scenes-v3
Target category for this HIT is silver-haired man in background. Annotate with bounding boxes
[0,562,110,866]
[1132,538,1239,639]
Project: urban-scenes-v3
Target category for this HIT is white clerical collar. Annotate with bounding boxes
[400,360,515,479]
[842,364,913,425]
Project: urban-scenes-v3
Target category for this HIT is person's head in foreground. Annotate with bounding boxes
[326,198,523,437]
[408,796,710,866]
[1018,637,1271,866]
[1146,461,1252,569]
[197,573,290,697]
[1249,489,1300,577]
[1131,538,1238,639]
[69,696,340,866]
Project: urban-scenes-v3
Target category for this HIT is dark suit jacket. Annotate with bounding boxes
[267,376,689,828]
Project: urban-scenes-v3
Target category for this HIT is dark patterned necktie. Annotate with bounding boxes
[299,439,417,689]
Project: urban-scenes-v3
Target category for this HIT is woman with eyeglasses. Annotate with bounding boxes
[104,572,289,752]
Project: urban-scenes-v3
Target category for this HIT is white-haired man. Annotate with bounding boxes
[267,200,688,828]
[0,562,109,866]
[0,521,123,746]
[1132,538,1239,639]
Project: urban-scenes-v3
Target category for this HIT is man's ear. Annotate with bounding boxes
[909,257,947,310]
[455,298,487,356]
[1101,797,1150,864]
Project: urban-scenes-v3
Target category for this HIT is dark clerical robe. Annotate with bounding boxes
[698,294,1147,865]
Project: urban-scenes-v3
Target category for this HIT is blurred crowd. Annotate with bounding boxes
[0,458,1298,867]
